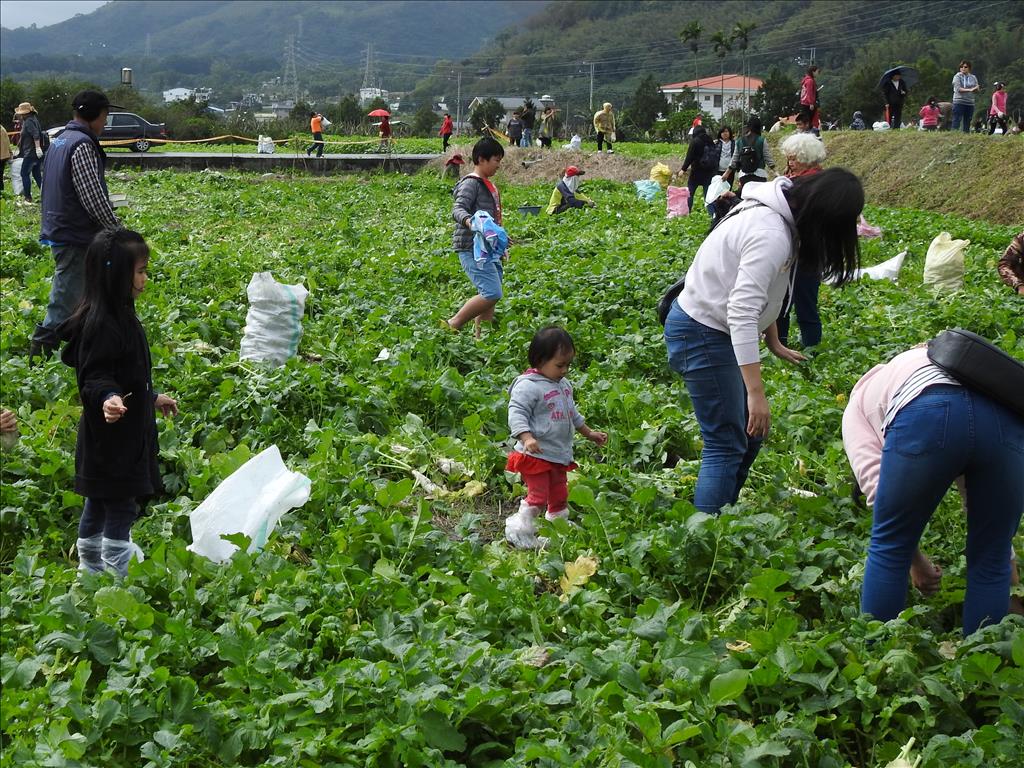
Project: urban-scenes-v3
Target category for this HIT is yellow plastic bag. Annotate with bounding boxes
[923,232,969,293]
[649,162,672,189]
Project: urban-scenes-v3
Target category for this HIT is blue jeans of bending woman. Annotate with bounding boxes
[664,304,764,515]
[862,385,1024,635]
[776,269,822,347]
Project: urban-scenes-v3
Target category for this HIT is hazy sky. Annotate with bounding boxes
[1,1,109,29]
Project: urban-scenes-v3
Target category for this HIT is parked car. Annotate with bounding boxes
[46,112,169,152]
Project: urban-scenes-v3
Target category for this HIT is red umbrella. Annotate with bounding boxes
[367,109,390,117]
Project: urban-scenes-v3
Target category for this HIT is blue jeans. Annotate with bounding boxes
[79,498,139,541]
[776,270,822,347]
[664,304,764,515]
[31,244,88,348]
[520,128,532,147]
[20,152,42,200]
[862,385,1024,635]
[951,102,974,133]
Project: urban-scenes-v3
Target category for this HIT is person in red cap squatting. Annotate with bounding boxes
[30,89,123,361]
[546,166,595,215]
[444,153,465,179]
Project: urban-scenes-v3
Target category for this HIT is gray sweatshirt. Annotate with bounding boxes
[952,72,978,105]
[508,372,586,466]
[452,173,500,252]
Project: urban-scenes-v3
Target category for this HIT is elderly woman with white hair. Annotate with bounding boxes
[776,132,828,347]
[780,131,827,179]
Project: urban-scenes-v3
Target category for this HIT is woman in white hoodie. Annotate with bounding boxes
[664,168,863,515]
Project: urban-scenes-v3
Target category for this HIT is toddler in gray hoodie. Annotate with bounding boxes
[505,327,608,549]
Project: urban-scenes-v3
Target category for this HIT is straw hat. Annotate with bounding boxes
[14,102,36,115]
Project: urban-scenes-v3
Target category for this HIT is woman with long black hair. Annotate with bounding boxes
[664,168,864,515]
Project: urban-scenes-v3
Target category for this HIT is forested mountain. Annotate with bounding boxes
[0,1,547,97]
[406,0,1024,124]
[2,0,1021,123]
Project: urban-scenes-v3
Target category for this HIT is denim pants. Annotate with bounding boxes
[776,270,822,347]
[951,102,974,133]
[664,304,764,515]
[520,128,532,147]
[306,131,324,157]
[861,385,1024,635]
[79,498,139,540]
[20,152,42,199]
[31,244,88,348]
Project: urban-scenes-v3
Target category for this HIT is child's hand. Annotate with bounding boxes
[523,436,542,454]
[103,395,128,423]
[588,431,608,446]
[155,394,178,417]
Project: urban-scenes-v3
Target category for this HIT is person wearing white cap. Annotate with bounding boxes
[546,166,594,214]
[13,102,44,204]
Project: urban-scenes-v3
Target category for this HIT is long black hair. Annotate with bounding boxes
[66,229,149,341]
[784,168,863,286]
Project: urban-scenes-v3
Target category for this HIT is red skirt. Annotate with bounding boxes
[506,451,577,475]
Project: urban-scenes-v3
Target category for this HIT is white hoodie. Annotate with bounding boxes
[677,177,797,365]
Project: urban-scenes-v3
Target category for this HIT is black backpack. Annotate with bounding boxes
[926,329,1024,419]
[698,140,721,172]
[737,136,763,174]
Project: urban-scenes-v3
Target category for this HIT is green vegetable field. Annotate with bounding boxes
[1,170,1021,767]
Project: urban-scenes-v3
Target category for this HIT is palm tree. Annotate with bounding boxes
[732,22,757,112]
[679,22,702,108]
[711,30,733,119]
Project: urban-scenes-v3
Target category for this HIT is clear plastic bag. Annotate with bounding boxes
[257,135,275,154]
[239,272,308,366]
[188,445,311,563]
[10,157,23,196]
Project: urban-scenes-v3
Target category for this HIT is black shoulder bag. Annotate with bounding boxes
[926,329,1024,419]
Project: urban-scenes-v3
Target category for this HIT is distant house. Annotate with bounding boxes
[467,96,530,118]
[359,87,389,106]
[162,87,213,105]
[660,74,763,119]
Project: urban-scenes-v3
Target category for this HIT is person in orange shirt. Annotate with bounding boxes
[306,112,324,158]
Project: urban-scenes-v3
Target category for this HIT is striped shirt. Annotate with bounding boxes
[881,364,959,432]
[70,144,120,231]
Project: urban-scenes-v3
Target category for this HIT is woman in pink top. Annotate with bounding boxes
[843,345,1024,635]
[988,82,1008,134]
[800,66,820,135]
[919,97,941,131]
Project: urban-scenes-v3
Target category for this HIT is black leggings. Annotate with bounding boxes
[597,131,613,151]
[442,133,451,151]
[79,497,139,540]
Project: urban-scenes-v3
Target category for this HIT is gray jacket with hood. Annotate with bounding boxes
[508,371,586,466]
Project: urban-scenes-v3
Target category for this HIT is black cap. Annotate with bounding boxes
[72,90,123,117]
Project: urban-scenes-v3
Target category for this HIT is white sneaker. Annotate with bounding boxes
[505,502,546,550]
[545,508,569,521]
[606,149,614,154]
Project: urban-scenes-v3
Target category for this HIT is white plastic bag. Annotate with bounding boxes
[563,134,582,150]
[923,232,969,293]
[239,272,308,366]
[320,116,332,128]
[257,135,275,154]
[666,186,690,218]
[705,175,730,205]
[872,121,891,131]
[188,445,311,563]
[859,250,906,281]
[10,157,24,196]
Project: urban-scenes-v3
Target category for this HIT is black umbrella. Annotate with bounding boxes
[878,65,919,90]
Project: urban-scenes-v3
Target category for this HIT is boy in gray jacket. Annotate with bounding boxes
[446,136,505,338]
[504,327,608,549]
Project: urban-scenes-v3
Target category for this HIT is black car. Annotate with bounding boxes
[102,112,169,152]
[45,112,169,152]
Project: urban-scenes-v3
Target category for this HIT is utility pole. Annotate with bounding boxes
[144,33,152,58]
[455,70,462,136]
[588,61,595,112]
[362,43,376,89]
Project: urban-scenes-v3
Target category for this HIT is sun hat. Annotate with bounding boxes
[564,166,585,177]
[446,153,465,165]
[14,102,36,115]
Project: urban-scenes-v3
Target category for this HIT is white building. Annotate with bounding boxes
[359,87,389,106]
[162,87,212,104]
[660,74,763,119]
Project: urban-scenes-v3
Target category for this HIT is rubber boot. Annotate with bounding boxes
[76,534,104,573]
[505,501,546,550]
[101,537,134,577]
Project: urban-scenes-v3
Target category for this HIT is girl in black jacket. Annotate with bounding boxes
[680,125,716,209]
[61,229,178,575]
